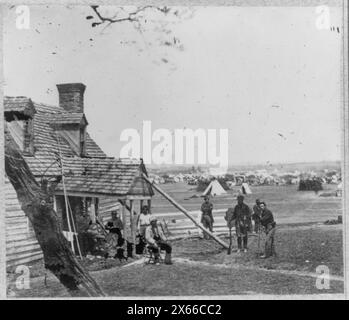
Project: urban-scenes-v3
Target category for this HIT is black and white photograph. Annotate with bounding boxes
[0,1,347,300]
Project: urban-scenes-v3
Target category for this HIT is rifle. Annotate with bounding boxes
[257,224,262,256]
[228,225,232,255]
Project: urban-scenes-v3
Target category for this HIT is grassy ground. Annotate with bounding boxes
[7,262,343,298]
[7,223,344,298]
[173,224,343,276]
[151,183,342,225]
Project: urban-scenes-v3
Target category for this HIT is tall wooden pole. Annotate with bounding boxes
[121,203,126,237]
[53,195,57,212]
[147,199,152,214]
[129,200,135,245]
[90,198,96,223]
[228,227,232,255]
[142,174,228,249]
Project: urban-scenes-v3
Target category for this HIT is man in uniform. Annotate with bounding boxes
[145,216,173,265]
[200,196,214,239]
[259,202,277,258]
[252,199,262,233]
[231,195,252,252]
[105,210,124,238]
[137,205,151,238]
[87,220,105,255]
[76,212,92,256]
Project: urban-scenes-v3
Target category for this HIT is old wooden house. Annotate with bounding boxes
[4,83,153,267]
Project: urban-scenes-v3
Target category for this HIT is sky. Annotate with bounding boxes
[3,5,343,167]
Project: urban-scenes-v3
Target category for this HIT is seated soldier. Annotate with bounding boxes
[87,220,105,255]
[104,226,128,262]
[145,216,173,265]
[76,212,92,256]
[105,210,124,239]
[135,233,147,254]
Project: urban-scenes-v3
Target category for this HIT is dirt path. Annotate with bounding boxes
[171,257,344,282]
[116,252,344,283]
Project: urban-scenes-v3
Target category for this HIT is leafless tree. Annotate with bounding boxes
[5,127,104,297]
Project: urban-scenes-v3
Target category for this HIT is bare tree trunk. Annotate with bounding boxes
[4,129,104,297]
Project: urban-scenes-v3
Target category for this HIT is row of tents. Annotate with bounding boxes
[202,179,342,198]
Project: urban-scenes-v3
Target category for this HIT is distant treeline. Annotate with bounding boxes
[298,178,323,192]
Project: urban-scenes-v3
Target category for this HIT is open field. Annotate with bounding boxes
[151,183,342,225]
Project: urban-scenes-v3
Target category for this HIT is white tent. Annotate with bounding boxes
[241,182,252,195]
[202,180,227,196]
[336,182,343,197]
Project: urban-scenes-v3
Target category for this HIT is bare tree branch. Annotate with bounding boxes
[90,5,171,27]
[87,5,194,65]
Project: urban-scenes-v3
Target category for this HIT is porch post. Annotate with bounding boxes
[90,197,96,223]
[121,202,126,237]
[53,195,57,212]
[147,199,152,214]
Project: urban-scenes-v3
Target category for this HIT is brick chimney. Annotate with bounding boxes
[56,83,86,113]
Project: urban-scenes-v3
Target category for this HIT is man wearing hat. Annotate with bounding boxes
[145,216,173,265]
[259,202,277,258]
[105,210,124,238]
[86,220,105,255]
[200,195,214,239]
[230,195,252,252]
[137,205,151,238]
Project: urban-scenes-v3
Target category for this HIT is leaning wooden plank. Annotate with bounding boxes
[142,173,229,249]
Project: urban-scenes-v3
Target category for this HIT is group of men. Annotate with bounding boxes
[80,194,276,264]
[201,195,276,258]
[105,206,172,265]
[78,207,173,265]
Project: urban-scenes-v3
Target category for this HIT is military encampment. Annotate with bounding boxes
[3,4,345,299]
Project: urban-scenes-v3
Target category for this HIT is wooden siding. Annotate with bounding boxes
[98,196,121,225]
[5,177,43,267]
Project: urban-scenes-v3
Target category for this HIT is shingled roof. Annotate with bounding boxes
[4,96,36,119]
[56,158,153,197]
[5,96,153,197]
[45,112,88,126]
[30,102,105,159]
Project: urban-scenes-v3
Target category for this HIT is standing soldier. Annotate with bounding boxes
[76,212,92,256]
[232,195,252,252]
[201,196,214,239]
[259,202,277,258]
[252,199,262,233]
[224,207,235,254]
[137,205,151,238]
